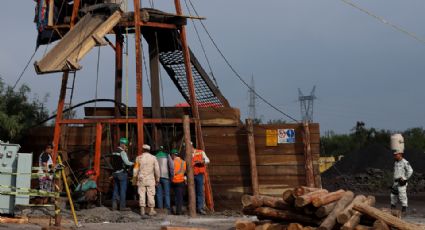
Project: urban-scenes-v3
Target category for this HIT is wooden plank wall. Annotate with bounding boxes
[21,122,321,199]
[205,123,321,200]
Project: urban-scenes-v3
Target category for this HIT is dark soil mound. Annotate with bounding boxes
[322,144,425,194]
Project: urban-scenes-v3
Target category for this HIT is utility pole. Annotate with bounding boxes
[248,75,257,120]
[298,86,316,122]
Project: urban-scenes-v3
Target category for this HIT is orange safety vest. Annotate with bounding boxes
[192,149,206,175]
[172,157,186,183]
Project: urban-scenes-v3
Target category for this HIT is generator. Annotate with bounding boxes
[0,140,32,215]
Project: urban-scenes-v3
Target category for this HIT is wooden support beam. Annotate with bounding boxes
[183,115,196,217]
[134,0,144,154]
[246,119,259,196]
[303,122,315,187]
[149,34,162,149]
[114,33,123,146]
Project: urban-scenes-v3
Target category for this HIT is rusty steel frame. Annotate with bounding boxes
[49,2,210,224]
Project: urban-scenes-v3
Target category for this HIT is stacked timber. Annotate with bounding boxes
[238,187,424,230]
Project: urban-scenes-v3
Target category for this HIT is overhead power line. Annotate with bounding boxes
[187,0,299,122]
[339,0,425,45]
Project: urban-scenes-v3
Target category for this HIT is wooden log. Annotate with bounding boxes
[380,208,401,218]
[315,202,336,218]
[0,216,28,224]
[242,195,289,210]
[303,204,317,216]
[353,203,424,230]
[303,122,315,187]
[266,224,285,230]
[317,191,354,230]
[288,223,304,230]
[255,223,272,230]
[336,195,367,224]
[293,186,320,197]
[353,225,372,230]
[303,227,316,230]
[283,189,295,205]
[295,189,328,207]
[312,189,345,207]
[248,207,321,226]
[341,196,375,230]
[242,194,263,208]
[236,219,256,230]
[183,115,196,217]
[246,119,260,196]
[373,220,390,230]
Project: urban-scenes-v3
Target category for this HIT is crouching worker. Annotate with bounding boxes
[133,144,160,216]
[170,149,186,215]
[73,169,98,210]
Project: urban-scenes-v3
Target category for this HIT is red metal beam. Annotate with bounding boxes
[134,0,144,155]
[59,118,189,124]
[70,0,80,29]
[174,0,212,211]
[94,123,102,182]
[52,72,69,164]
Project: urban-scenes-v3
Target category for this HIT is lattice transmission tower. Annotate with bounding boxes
[298,86,316,122]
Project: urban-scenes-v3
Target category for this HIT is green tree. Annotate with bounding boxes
[0,78,49,142]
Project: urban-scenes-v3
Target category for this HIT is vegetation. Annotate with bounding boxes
[321,121,425,157]
[0,78,49,142]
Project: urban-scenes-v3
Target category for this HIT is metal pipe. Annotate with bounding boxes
[134,0,144,155]
[94,123,102,182]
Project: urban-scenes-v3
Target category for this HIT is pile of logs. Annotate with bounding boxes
[238,187,425,230]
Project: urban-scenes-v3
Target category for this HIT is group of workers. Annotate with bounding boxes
[111,137,209,216]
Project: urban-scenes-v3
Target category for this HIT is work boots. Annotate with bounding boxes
[147,207,157,216]
[140,207,145,216]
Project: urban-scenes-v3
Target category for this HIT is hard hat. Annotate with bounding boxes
[170,149,179,155]
[85,169,96,176]
[119,137,129,145]
[142,144,151,151]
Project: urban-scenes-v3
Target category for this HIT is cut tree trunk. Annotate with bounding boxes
[353,225,372,230]
[336,195,366,224]
[341,196,375,230]
[353,203,424,230]
[315,202,336,218]
[373,220,390,230]
[293,187,321,197]
[283,189,295,205]
[288,223,304,230]
[242,195,289,210]
[295,189,328,207]
[243,207,321,226]
[312,189,345,207]
[235,220,256,230]
[317,191,354,230]
[380,208,401,218]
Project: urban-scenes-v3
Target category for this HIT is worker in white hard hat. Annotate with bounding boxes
[390,134,413,215]
[133,144,160,216]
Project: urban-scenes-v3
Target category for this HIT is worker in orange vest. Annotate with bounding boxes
[170,149,186,215]
[190,143,210,215]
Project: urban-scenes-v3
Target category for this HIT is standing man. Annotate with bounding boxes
[390,134,413,215]
[39,143,53,193]
[155,146,174,214]
[191,143,210,215]
[111,137,134,211]
[170,149,186,215]
[133,144,160,216]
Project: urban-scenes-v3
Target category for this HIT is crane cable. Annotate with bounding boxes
[186,0,298,122]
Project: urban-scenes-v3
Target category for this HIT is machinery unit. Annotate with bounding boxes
[0,140,32,215]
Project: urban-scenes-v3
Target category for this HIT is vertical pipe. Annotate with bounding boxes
[52,71,69,227]
[94,123,103,182]
[303,122,315,187]
[115,33,123,146]
[183,115,196,217]
[174,0,213,211]
[70,0,81,29]
[246,119,259,196]
[134,0,144,155]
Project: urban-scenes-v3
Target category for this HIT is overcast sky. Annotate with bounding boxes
[1,1,425,134]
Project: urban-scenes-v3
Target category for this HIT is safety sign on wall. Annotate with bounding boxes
[265,129,278,146]
[278,129,295,144]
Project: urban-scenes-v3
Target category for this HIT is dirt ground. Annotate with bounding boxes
[0,195,424,230]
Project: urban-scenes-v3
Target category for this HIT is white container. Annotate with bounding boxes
[391,133,404,153]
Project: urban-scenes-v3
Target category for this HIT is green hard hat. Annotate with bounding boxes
[170,149,179,155]
[119,137,129,145]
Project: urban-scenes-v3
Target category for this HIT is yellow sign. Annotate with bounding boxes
[266,129,278,146]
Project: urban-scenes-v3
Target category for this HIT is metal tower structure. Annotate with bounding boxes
[298,86,316,122]
[248,75,256,120]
